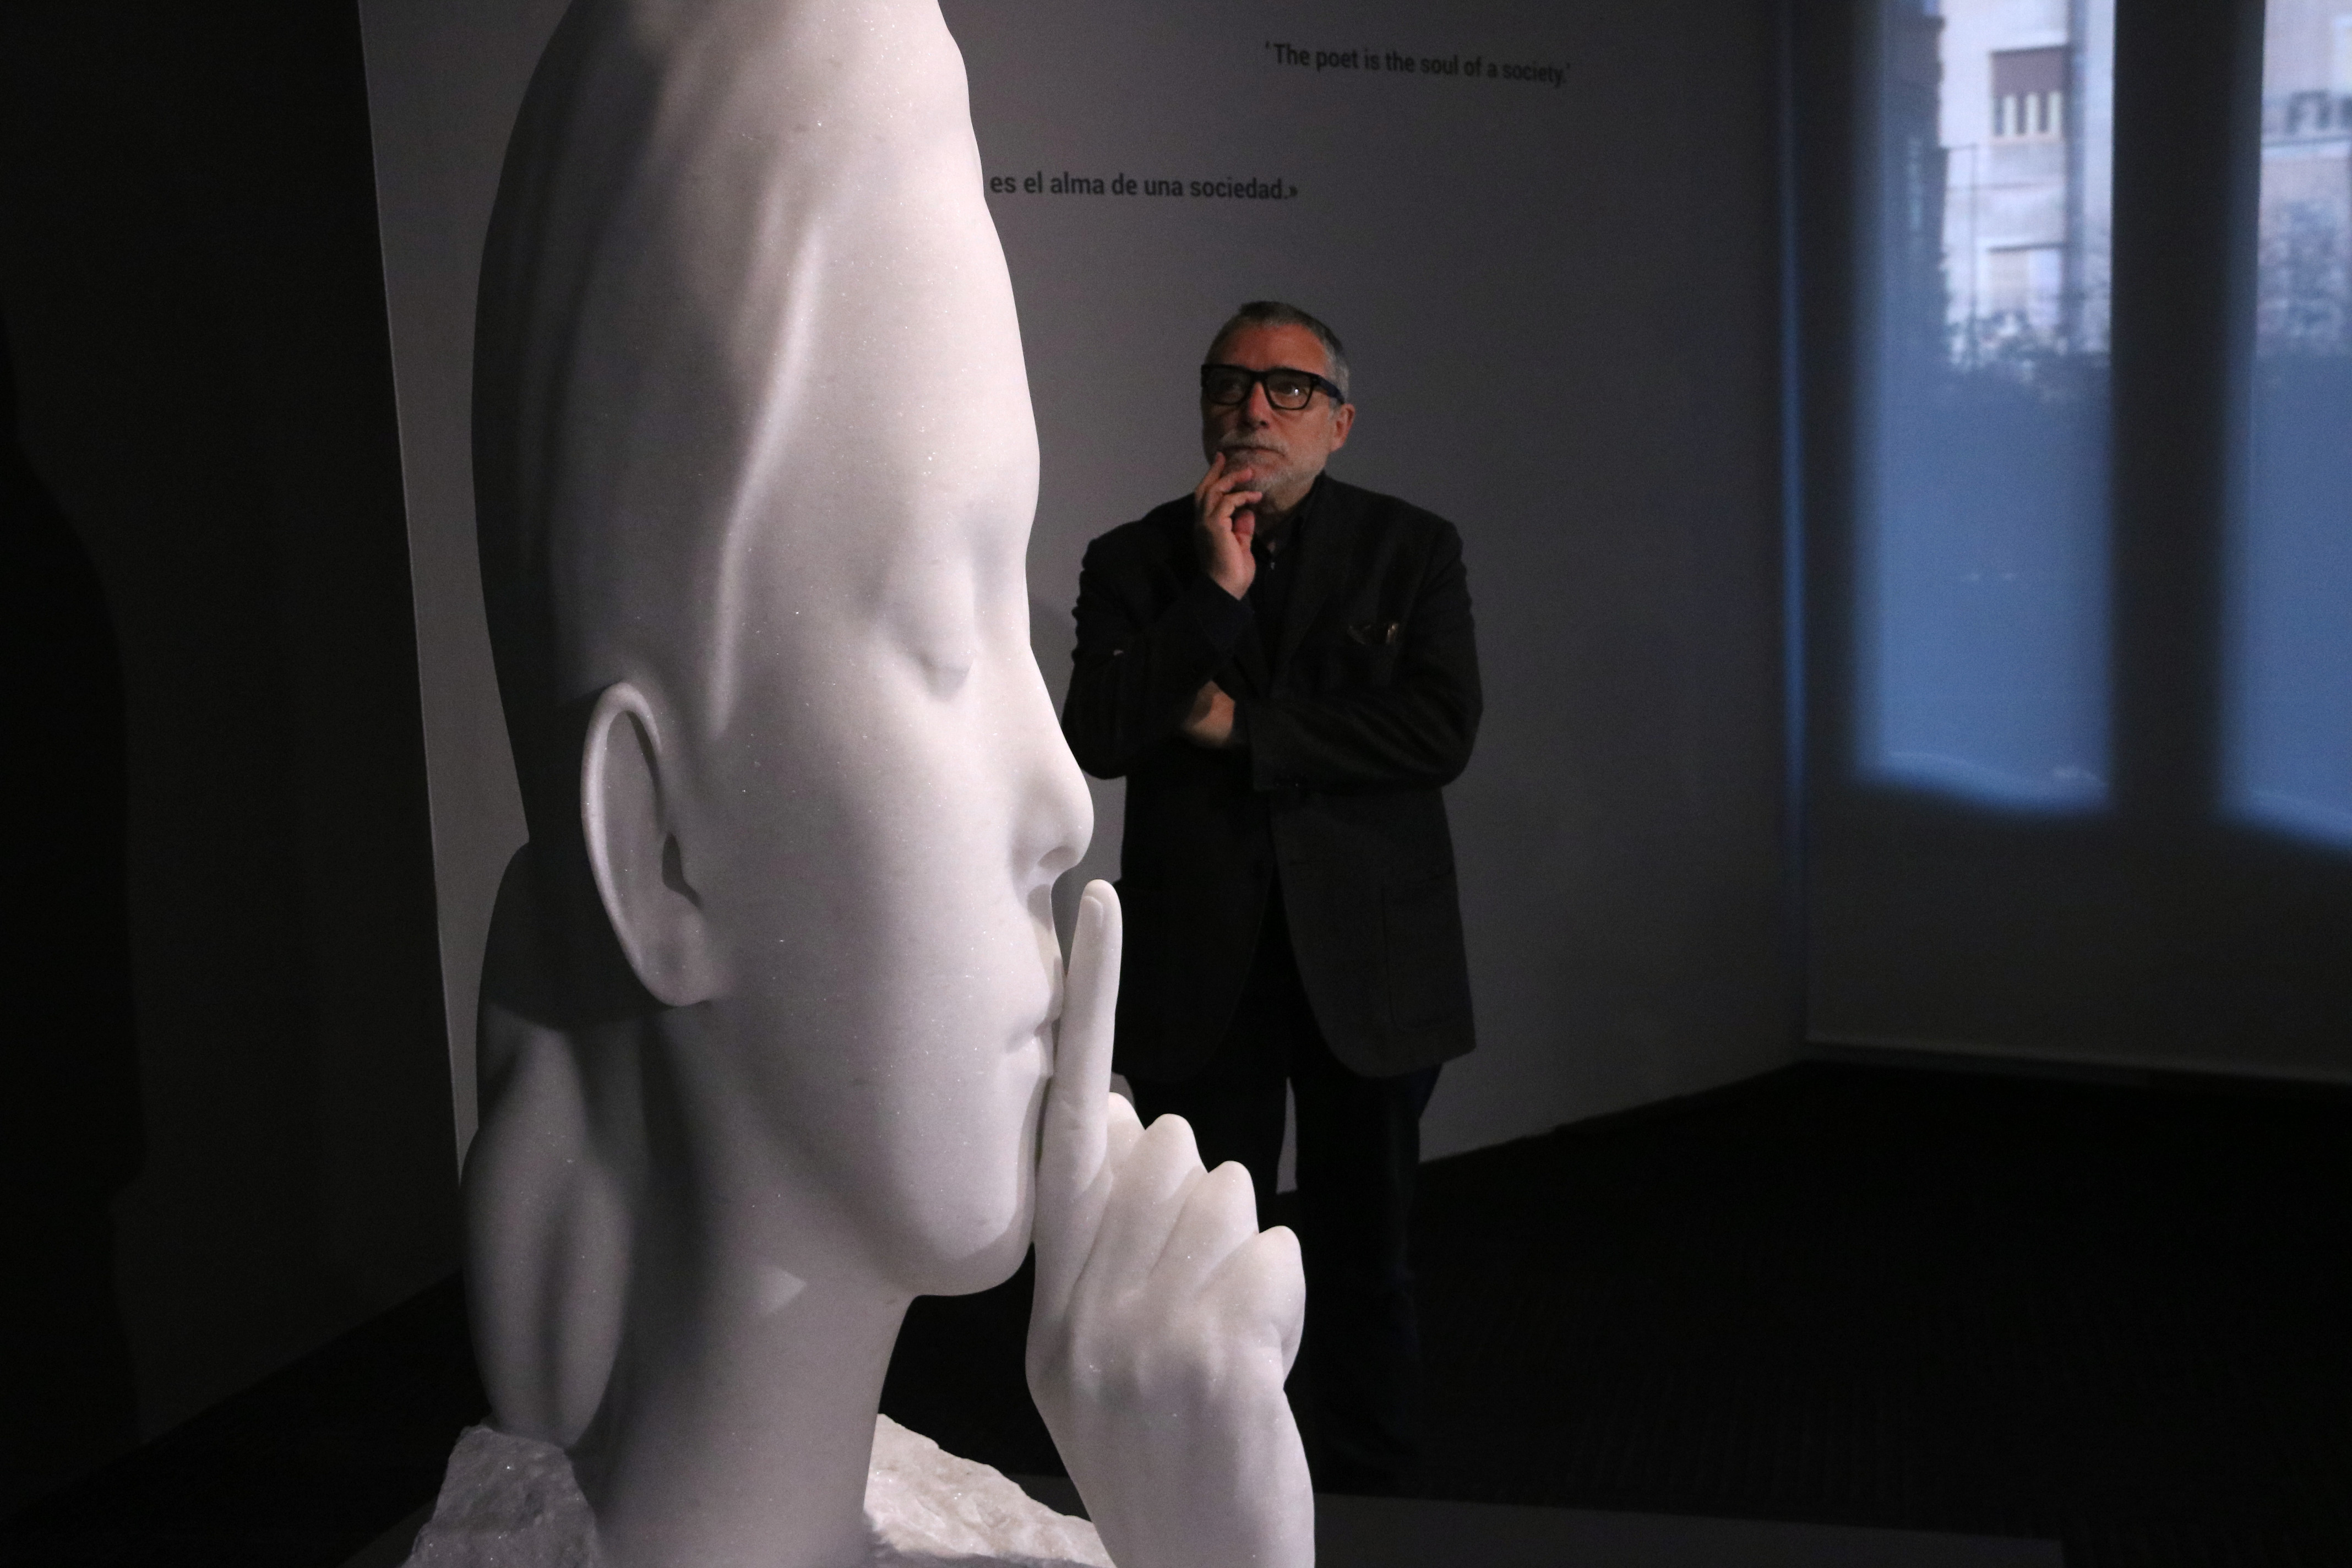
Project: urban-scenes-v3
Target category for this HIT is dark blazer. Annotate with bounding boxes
[1063,475,1481,1080]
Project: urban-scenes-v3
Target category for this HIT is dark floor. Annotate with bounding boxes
[892,1060,2352,1568]
[1403,1061,2352,1567]
[9,1059,2351,1567]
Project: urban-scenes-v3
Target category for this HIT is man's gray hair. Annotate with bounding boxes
[1208,301,1351,399]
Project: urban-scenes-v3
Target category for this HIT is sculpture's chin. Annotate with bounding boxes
[885,1029,1048,1296]
[920,1212,1035,1298]
[858,1120,1039,1297]
[856,1178,1031,1298]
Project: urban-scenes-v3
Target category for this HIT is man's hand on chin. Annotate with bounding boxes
[1182,681,1239,748]
[1192,452,1261,599]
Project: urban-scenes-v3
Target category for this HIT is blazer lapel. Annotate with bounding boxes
[1272,482,1352,680]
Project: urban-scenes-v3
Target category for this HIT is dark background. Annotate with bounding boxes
[0,0,457,1516]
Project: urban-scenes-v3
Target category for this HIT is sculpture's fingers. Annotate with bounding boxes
[1104,1082,1145,1165]
[1148,1158,1260,1304]
[1079,1110,1208,1306]
[1033,880,1120,1314]
[1205,1225,1309,1377]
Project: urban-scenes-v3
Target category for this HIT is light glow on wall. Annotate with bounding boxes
[2225,0,2352,850]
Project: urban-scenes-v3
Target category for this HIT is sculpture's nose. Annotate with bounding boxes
[1014,676,1092,890]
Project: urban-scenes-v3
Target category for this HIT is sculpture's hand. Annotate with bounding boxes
[1029,882,1314,1568]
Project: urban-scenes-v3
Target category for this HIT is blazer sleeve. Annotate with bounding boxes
[1239,519,1481,792]
[1061,526,1254,780]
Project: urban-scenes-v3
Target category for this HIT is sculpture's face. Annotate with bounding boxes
[650,52,1090,1295]
[680,416,1089,1296]
[480,0,1087,1298]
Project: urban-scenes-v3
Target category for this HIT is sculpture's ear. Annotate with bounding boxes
[580,682,720,1008]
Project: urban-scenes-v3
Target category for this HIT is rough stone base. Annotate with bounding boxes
[399,1414,1109,1568]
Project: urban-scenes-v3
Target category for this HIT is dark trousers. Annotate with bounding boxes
[1125,885,1439,1496]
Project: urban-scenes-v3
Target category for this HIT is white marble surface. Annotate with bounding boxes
[400,1415,1109,1568]
[459,0,1313,1562]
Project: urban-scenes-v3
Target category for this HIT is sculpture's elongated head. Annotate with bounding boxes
[473,0,1088,1292]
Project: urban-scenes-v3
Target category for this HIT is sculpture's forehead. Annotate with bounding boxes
[507,0,1036,725]
[687,233,1038,704]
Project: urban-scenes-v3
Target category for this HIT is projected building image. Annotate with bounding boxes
[1940,9,2113,357]
[1861,0,2115,810]
[2230,0,2352,850]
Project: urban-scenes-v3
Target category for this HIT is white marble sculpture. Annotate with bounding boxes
[439,0,1315,1564]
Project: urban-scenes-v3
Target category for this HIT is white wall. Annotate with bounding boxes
[357,0,1794,1164]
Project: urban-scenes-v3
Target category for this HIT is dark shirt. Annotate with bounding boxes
[1245,475,1317,660]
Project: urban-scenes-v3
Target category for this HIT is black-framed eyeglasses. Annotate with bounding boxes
[1200,362,1346,412]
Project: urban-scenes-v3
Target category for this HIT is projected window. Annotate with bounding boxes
[1992,47,2068,140]
[2226,0,2352,847]
[1859,0,2115,809]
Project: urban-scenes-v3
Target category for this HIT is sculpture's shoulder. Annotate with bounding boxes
[398,1418,1110,1568]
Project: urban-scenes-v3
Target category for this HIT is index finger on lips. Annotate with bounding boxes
[1035,881,1121,1308]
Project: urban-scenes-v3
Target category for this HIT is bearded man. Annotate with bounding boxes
[1061,300,1482,1495]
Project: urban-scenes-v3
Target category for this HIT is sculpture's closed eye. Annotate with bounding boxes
[882,555,982,698]
[915,643,974,697]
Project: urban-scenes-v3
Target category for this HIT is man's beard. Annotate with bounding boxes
[1219,434,1304,506]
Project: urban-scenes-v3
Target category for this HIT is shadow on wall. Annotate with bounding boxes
[0,320,143,1516]
[0,0,459,1508]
